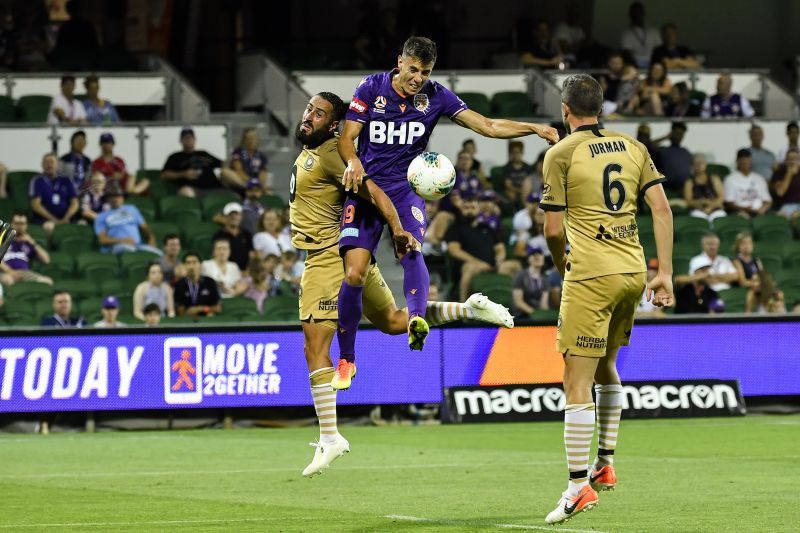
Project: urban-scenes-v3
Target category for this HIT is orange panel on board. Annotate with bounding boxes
[479,327,564,385]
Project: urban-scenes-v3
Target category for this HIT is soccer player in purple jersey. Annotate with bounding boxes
[333,36,559,389]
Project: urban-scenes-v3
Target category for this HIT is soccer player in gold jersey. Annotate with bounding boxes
[292,92,514,477]
[540,74,674,524]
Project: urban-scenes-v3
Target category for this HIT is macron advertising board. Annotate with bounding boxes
[0,318,798,413]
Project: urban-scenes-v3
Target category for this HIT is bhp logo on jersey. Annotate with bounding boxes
[369,121,425,145]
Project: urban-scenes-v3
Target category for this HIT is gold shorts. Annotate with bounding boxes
[557,272,647,357]
[299,245,395,328]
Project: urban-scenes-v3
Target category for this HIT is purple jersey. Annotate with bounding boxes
[346,70,468,196]
[231,147,268,179]
[3,240,38,271]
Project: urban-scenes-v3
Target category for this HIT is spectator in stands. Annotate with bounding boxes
[79,171,107,223]
[201,238,242,298]
[776,121,799,164]
[94,181,162,256]
[724,149,772,218]
[674,260,722,315]
[142,302,162,326]
[599,51,626,105]
[684,154,726,222]
[159,234,186,284]
[59,130,91,192]
[224,128,270,191]
[0,212,52,286]
[512,197,549,260]
[610,62,641,116]
[553,3,586,64]
[92,133,148,194]
[650,23,700,70]
[30,153,79,235]
[477,190,503,239]
[132,262,175,320]
[427,150,485,246]
[0,161,7,199]
[511,246,551,317]
[502,141,536,210]
[637,61,670,116]
[745,271,786,314]
[93,296,125,328]
[620,2,661,68]
[445,194,520,301]
[82,75,120,124]
[240,178,266,235]
[655,122,692,191]
[161,128,225,198]
[174,252,222,317]
[274,250,303,294]
[520,21,564,69]
[253,209,293,260]
[47,74,87,125]
[665,82,701,118]
[461,139,486,182]
[701,74,755,119]
[771,148,800,221]
[212,202,253,270]
[732,232,762,290]
[636,123,668,159]
[687,233,738,292]
[41,289,85,327]
[636,258,667,318]
[746,124,776,179]
[232,257,273,313]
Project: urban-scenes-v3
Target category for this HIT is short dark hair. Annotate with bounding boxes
[143,303,161,315]
[462,139,475,148]
[182,252,200,263]
[163,233,180,245]
[508,140,524,153]
[70,130,86,143]
[53,289,70,297]
[84,75,99,87]
[661,22,677,33]
[671,121,687,132]
[673,81,689,95]
[561,74,603,118]
[316,92,346,123]
[11,211,27,221]
[402,36,437,64]
[60,75,76,85]
[787,121,799,133]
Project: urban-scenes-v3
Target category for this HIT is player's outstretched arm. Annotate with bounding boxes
[338,120,366,193]
[452,109,560,144]
[644,183,674,307]
[360,179,419,254]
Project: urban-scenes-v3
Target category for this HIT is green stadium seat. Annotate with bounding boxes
[75,252,118,276]
[705,163,730,179]
[119,250,161,279]
[159,195,200,217]
[39,251,75,279]
[490,91,535,118]
[636,216,653,233]
[148,221,181,246]
[201,191,240,220]
[457,92,491,116]
[471,272,513,293]
[53,223,95,243]
[674,216,710,232]
[490,166,506,194]
[260,195,286,211]
[712,215,750,234]
[34,299,55,321]
[758,252,783,275]
[77,296,105,316]
[126,196,157,221]
[717,287,748,313]
[16,95,51,122]
[8,170,36,206]
[530,308,559,322]
[3,299,39,322]
[782,242,800,268]
[784,250,800,270]
[262,295,299,321]
[26,224,48,246]
[0,95,15,122]
[222,297,259,316]
[6,281,54,302]
[143,175,180,200]
[753,240,785,257]
[673,240,700,257]
[56,279,102,299]
[752,215,792,241]
[482,286,513,309]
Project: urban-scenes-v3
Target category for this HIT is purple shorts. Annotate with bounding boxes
[339,189,427,257]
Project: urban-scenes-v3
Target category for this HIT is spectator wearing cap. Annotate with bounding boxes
[511,193,543,247]
[684,233,738,292]
[92,133,149,195]
[201,238,242,298]
[701,74,755,119]
[29,153,79,236]
[41,289,85,327]
[445,194,521,301]
[724,149,771,218]
[94,181,163,256]
[47,74,87,125]
[82,75,120,124]
[502,141,538,210]
[771,148,800,221]
[252,209,293,261]
[161,128,227,198]
[79,172,108,223]
[212,202,253,270]
[133,262,175,320]
[684,154,726,223]
[746,125,776,180]
[142,302,162,326]
[0,212,53,286]
[223,128,270,192]
[675,258,722,315]
[776,121,799,164]
[654,122,692,191]
[93,296,126,328]
[511,246,551,317]
[476,190,502,239]
[174,252,222,317]
[636,258,667,317]
[241,178,266,234]
[59,130,91,192]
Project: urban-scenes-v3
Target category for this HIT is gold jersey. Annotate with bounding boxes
[289,137,346,250]
[540,124,665,281]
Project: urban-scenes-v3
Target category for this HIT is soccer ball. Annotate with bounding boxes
[407,151,456,201]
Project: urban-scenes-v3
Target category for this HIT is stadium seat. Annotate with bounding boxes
[7,170,36,206]
[221,297,259,316]
[159,196,200,217]
[261,195,286,211]
[457,92,491,116]
[126,196,157,221]
[490,166,506,194]
[77,296,106,316]
[148,221,181,245]
[53,224,96,249]
[784,250,800,270]
[782,241,800,267]
[143,174,180,200]
[40,251,75,279]
[0,95,15,122]
[16,95,51,122]
[6,281,54,302]
[119,250,161,279]
[482,286,513,309]
[471,272,513,293]
[75,252,118,277]
[713,216,751,245]
[717,287,748,313]
[26,224,48,246]
[182,221,219,257]
[531,308,559,322]
[705,163,730,178]
[674,216,710,245]
[201,191,240,220]
[262,295,299,321]
[758,252,783,275]
[673,240,700,258]
[752,215,792,241]
[490,92,535,118]
[57,279,101,299]
[3,298,40,321]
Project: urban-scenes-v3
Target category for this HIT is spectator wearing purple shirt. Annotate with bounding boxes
[427,149,484,245]
[701,74,755,119]
[79,171,108,223]
[223,128,270,192]
[59,130,91,192]
[0,212,52,286]
[29,153,79,235]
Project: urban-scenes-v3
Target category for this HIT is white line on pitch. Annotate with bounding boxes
[384,514,608,533]
[0,517,315,529]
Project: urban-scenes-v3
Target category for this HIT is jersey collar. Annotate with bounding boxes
[573,123,604,136]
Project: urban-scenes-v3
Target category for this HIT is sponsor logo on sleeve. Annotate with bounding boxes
[349,98,368,114]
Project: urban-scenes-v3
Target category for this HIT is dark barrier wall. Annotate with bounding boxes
[0,318,797,412]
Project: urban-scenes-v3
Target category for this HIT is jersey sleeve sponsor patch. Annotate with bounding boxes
[349,98,368,115]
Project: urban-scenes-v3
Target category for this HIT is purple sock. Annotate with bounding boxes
[400,251,430,320]
[337,281,363,362]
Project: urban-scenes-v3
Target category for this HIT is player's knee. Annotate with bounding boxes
[344,265,368,286]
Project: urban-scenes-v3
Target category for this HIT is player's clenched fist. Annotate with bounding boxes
[342,158,366,193]
[392,229,420,255]
[646,273,675,308]
[533,124,560,145]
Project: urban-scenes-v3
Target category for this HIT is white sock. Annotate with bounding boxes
[564,403,596,496]
[425,301,475,326]
[594,384,623,468]
[309,367,338,444]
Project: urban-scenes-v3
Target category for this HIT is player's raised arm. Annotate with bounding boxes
[338,120,366,193]
[452,109,560,144]
[644,182,674,307]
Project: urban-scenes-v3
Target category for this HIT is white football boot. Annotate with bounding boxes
[466,292,514,328]
[302,434,350,477]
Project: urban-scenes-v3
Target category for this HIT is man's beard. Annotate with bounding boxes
[295,121,333,149]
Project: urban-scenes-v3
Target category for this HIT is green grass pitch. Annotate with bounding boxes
[1,415,797,531]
